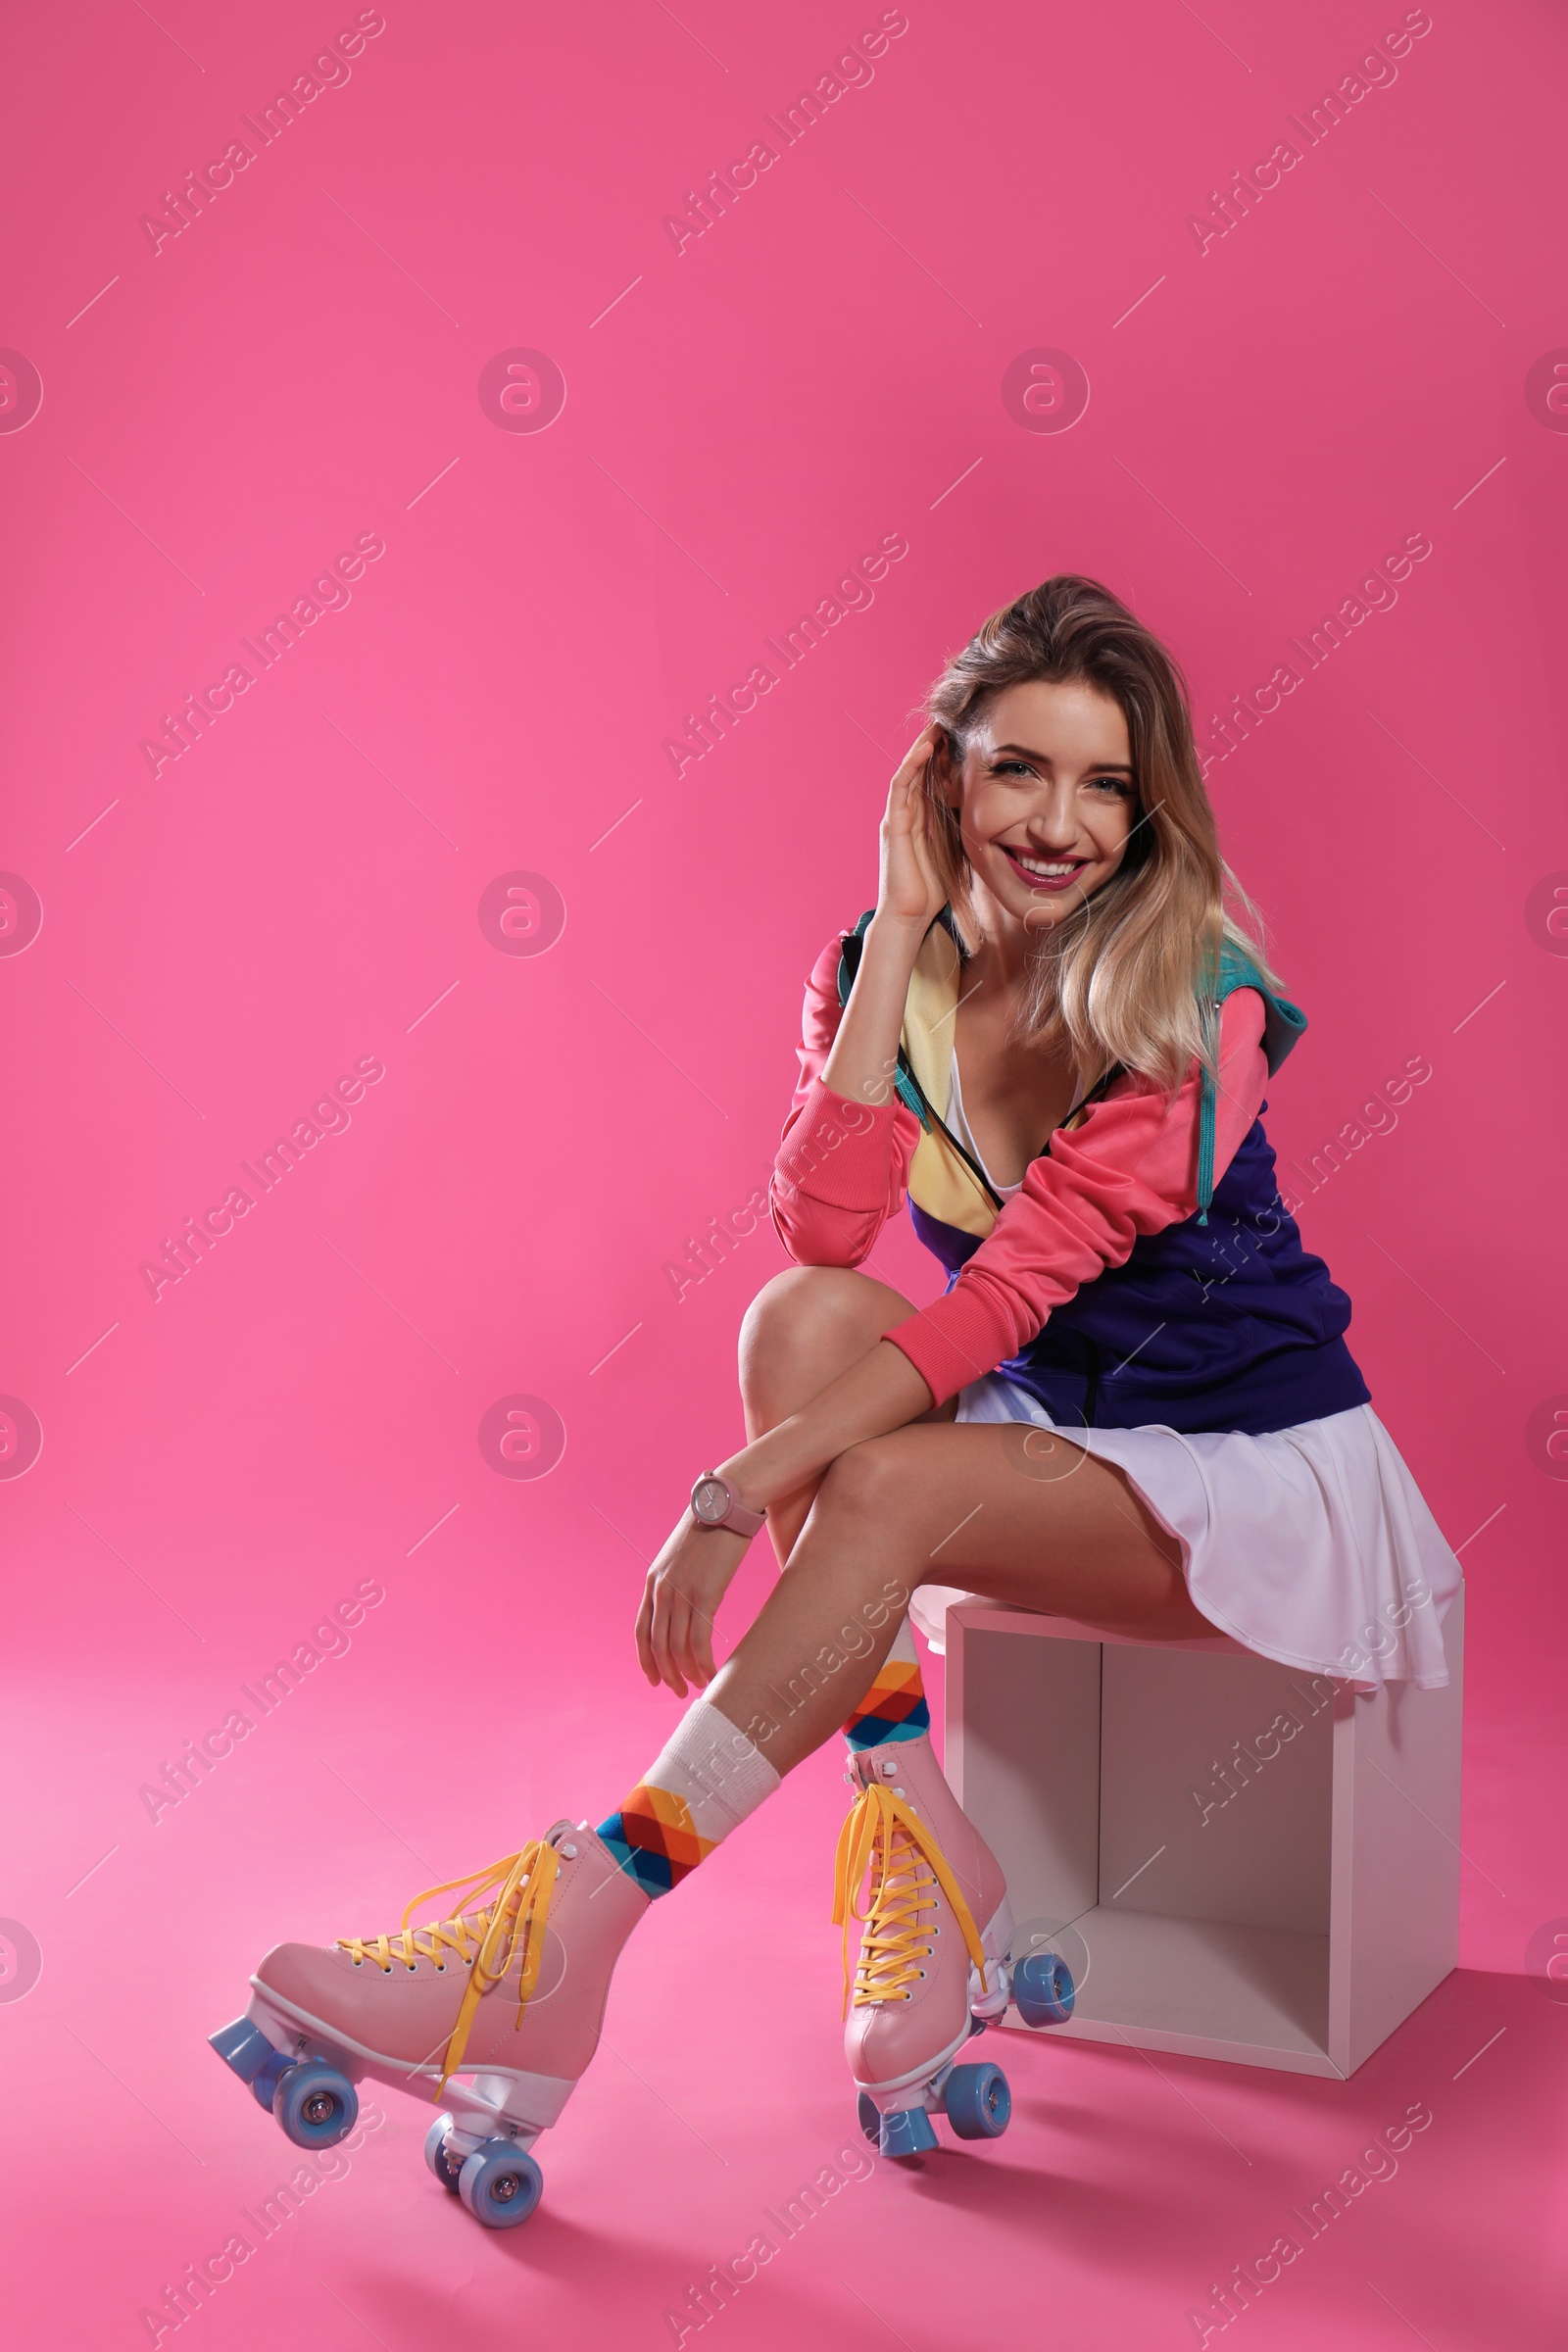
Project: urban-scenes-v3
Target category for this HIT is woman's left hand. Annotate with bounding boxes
[636,1511,753,1696]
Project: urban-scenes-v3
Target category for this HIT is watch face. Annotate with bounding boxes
[692,1478,727,1525]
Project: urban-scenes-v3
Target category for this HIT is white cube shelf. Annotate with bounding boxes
[944,1587,1463,2079]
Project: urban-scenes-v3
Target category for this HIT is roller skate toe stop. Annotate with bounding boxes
[877,2106,940,2160]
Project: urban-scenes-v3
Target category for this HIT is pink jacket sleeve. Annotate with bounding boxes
[882,991,1270,1407]
[769,934,921,1266]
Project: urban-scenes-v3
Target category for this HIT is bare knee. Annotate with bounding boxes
[741,1264,879,1351]
[797,1441,921,1607]
[813,1438,913,1544]
[739,1267,911,1430]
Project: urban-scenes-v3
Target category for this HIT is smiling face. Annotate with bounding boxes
[945,677,1139,936]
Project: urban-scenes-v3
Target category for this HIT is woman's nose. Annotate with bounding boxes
[1025,785,1080,846]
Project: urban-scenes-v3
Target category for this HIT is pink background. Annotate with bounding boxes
[2,1,1565,2344]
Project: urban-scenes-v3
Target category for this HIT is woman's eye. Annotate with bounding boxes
[992,760,1033,778]
[1087,775,1134,796]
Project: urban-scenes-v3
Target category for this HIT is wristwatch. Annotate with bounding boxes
[690,1473,766,1538]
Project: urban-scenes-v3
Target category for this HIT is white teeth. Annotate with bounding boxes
[1011,852,1077,875]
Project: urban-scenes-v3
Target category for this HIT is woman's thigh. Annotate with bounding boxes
[712,1417,1210,1775]
[803,1419,1210,1640]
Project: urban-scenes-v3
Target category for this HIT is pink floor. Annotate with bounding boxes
[5,0,1568,2344]
[6,1572,1564,2352]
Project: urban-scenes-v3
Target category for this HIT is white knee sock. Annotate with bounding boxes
[642,1697,782,1841]
[595,1696,783,1895]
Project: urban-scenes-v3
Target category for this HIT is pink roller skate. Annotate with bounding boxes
[833,1735,1074,2158]
[210,1821,647,2229]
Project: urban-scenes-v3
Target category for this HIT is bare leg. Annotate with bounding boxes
[708,1416,1210,1778]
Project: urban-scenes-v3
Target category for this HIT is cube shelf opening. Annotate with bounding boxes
[944,1590,1462,2079]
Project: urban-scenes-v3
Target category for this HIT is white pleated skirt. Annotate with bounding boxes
[909,1372,1463,1689]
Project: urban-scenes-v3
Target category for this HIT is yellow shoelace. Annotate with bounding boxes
[336,1841,561,2095]
[831,1784,987,2017]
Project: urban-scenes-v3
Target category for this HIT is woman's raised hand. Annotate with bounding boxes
[876,726,949,932]
[820,728,948,1108]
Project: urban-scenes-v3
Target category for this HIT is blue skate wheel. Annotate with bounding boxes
[250,2049,299,2114]
[459,2137,544,2230]
[424,2114,464,2193]
[1013,1950,1075,2027]
[273,2059,359,2150]
[944,2059,1011,2139]
[877,2106,939,2160]
[857,2091,880,2145]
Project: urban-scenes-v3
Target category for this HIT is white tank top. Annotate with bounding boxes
[945,1056,1024,1203]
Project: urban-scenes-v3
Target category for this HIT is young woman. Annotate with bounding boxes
[215,576,1461,2220]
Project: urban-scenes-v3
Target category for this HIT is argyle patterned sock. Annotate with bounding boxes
[597,1696,780,1898]
[842,1615,930,1750]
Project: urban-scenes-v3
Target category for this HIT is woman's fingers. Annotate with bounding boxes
[667,1580,709,1691]
[900,722,938,774]
[650,1577,687,1697]
[658,1580,691,1693]
[639,1518,744,1696]
[669,1609,699,1693]
[908,779,943,869]
[660,1579,718,1692]
[675,1599,710,1690]
[876,730,946,925]
[885,726,937,814]
[691,1606,717,1686]
[635,1580,660,1686]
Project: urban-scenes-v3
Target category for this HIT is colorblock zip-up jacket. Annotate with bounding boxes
[769,913,1370,1437]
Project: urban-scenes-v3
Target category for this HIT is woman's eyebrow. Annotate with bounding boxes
[991,741,1135,773]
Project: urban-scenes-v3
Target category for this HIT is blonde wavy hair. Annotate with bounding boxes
[921,573,1279,1094]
